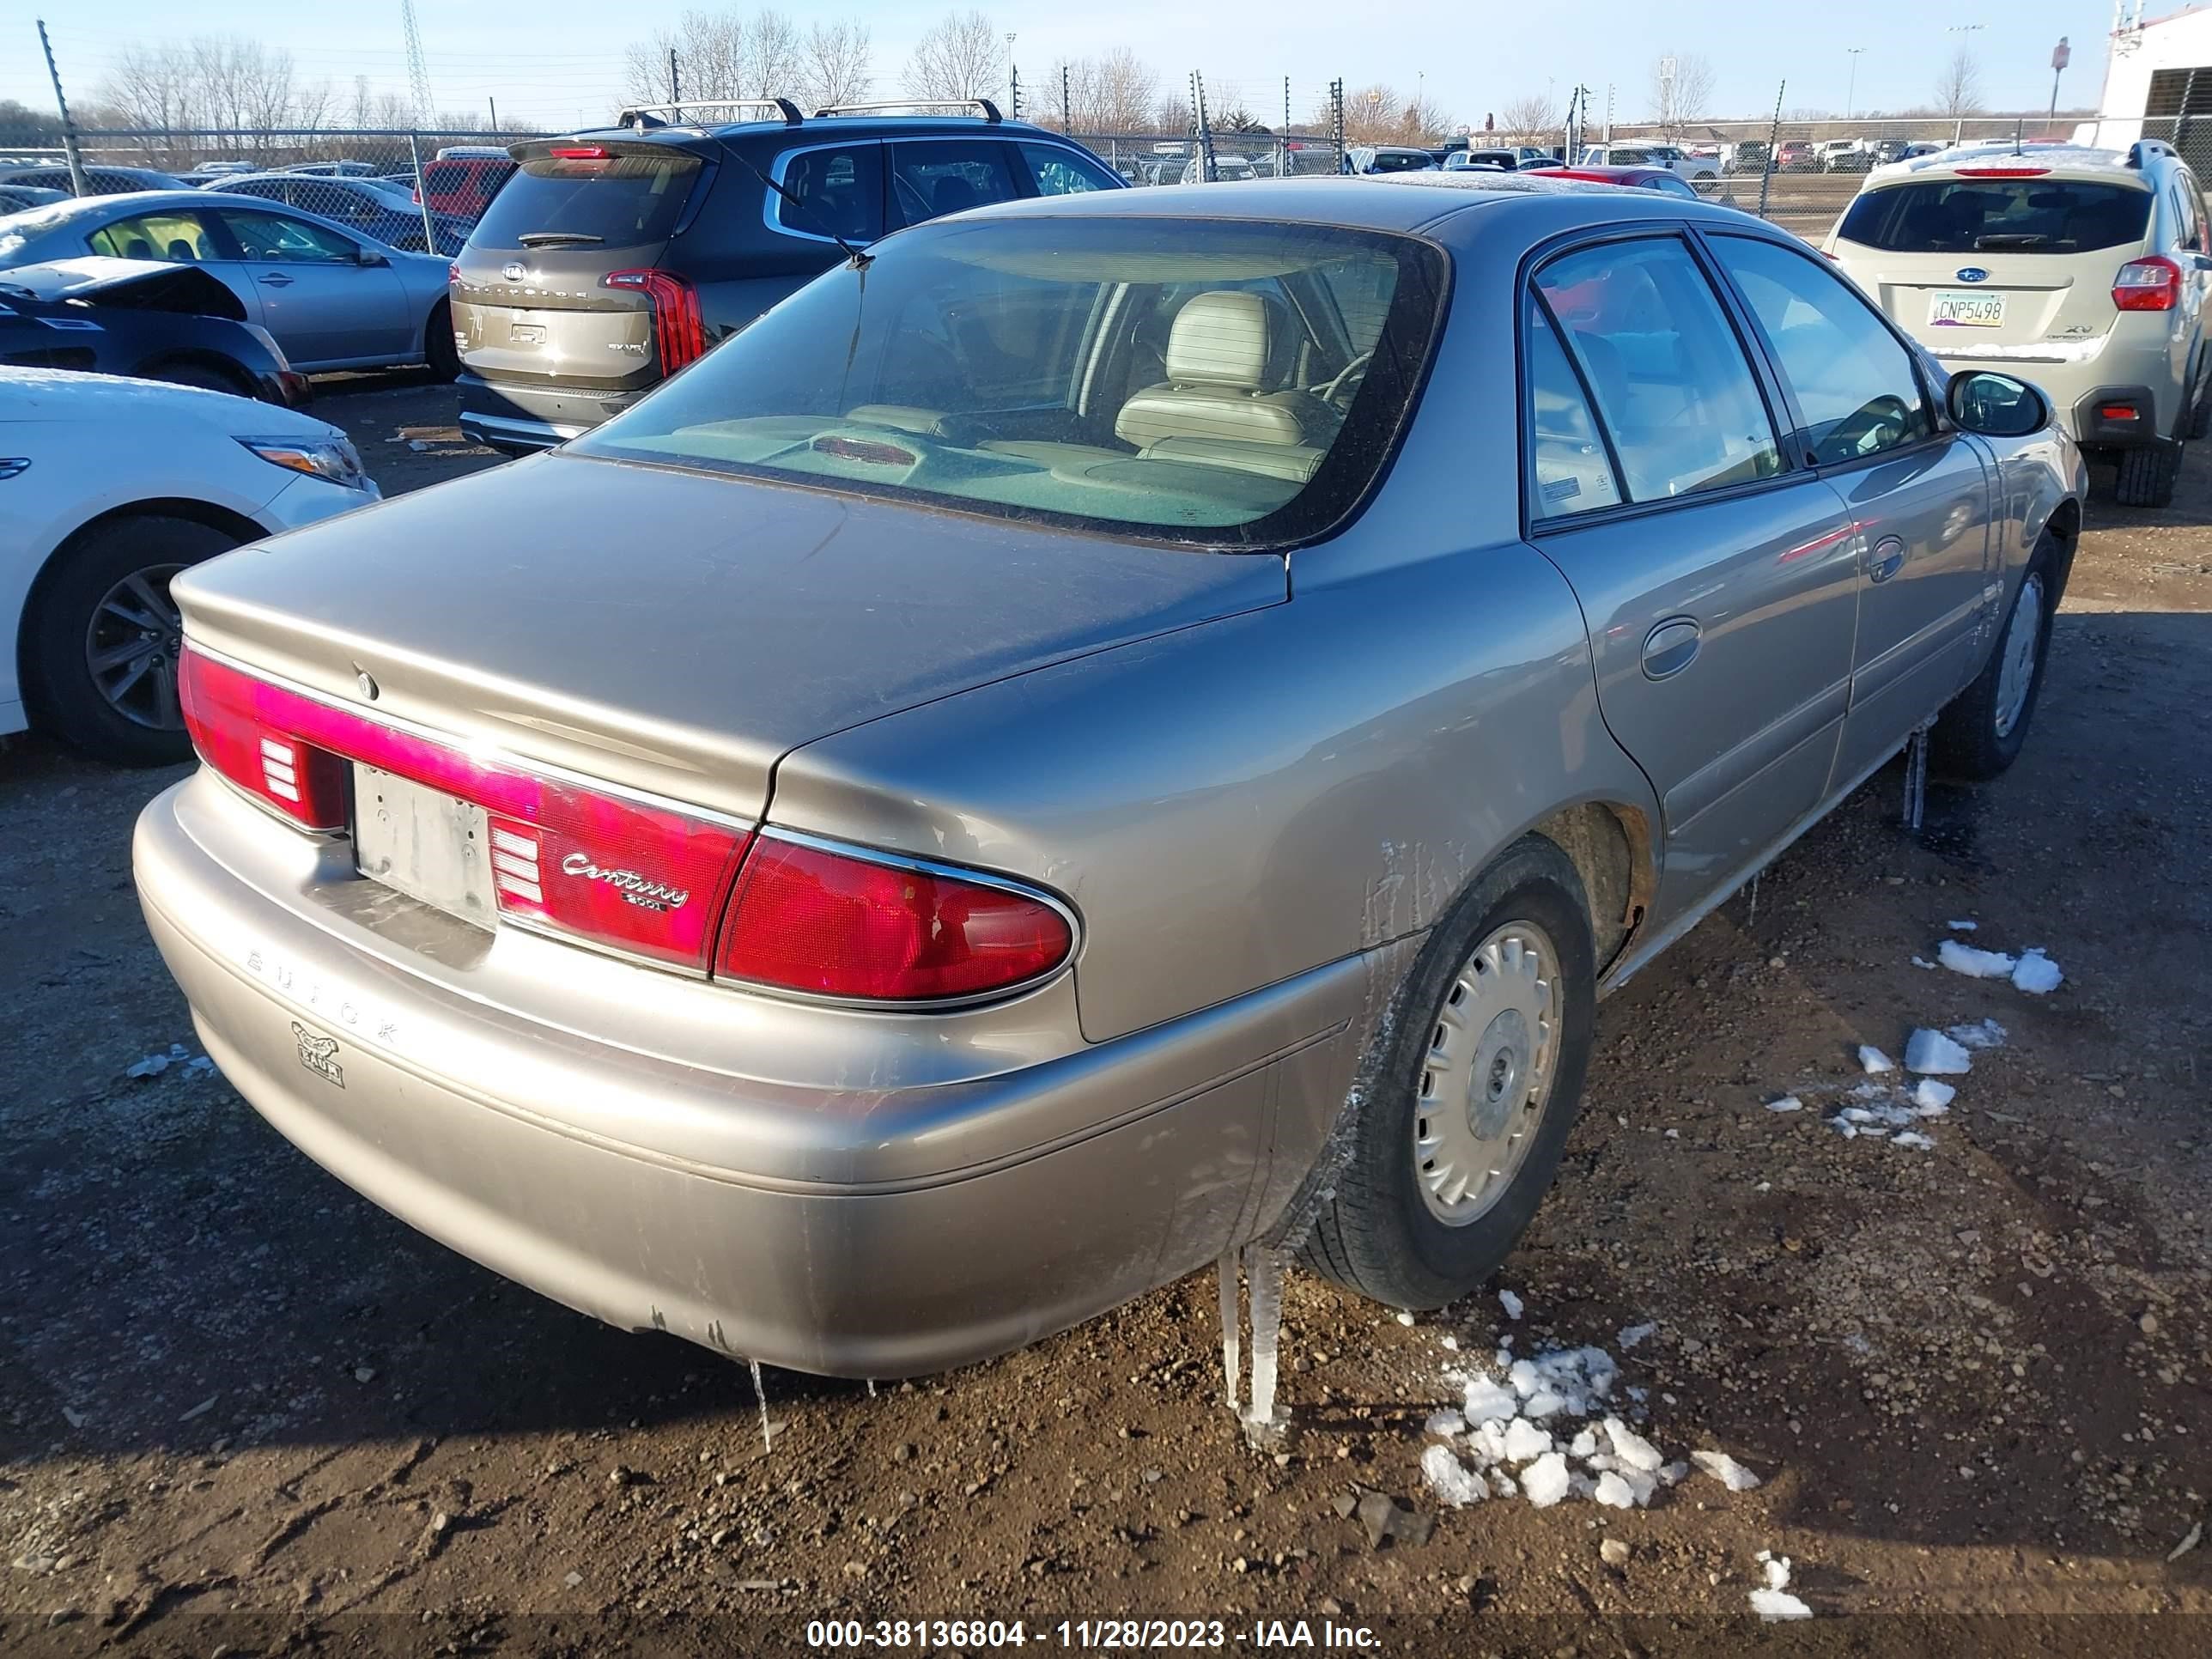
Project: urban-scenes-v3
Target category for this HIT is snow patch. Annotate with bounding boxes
[1691,1449,1762,1491]
[1905,1028,1973,1075]
[1911,1079,1955,1114]
[1856,1045,1894,1074]
[1764,1095,1803,1113]
[1498,1289,1523,1322]
[1420,1443,1489,1507]
[2011,949,2063,994]
[1939,939,2017,979]
[1949,1018,2008,1050]
[1750,1588,1814,1621]
[1616,1322,1656,1350]
[1519,1451,1571,1508]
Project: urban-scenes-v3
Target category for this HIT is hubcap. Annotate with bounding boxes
[85,563,188,732]
[1413,921,1561,1226]
[1993,571,2045,738]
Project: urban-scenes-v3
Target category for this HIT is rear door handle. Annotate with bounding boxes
[1640,617,1703,681]
[258,272,294,287]
[1868,535,1907,583]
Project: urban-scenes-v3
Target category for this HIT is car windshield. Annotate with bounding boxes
[471,153,692,248]
[1838,177,2153,253]
[572,216,1446,547]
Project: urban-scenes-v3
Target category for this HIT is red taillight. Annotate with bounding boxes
[179,647,749,970]
[604,268,706,372]
[2113,254,2182,312]
[181,650,349,830]
[714,837,1073,1002]
[550,144,611,160]
[2099,403,2142,422]
[1955,166,2050,179]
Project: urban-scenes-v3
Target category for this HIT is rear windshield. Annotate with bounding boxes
[471,152,699,249]
[1838,178,2153,253]
[572,216,1446,548]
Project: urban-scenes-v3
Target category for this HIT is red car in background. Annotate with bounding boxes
[415,155,516,221]
[1521,165,1706,200]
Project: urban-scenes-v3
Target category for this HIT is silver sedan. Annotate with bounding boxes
[134,179,2081,1379]
[0,190,457,375]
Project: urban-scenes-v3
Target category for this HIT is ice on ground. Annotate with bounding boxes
[1911,1079,1955,1114]
[1498,1289,1523,1321]
[1502,1418,1553,1462]
[1509,1358,1540,1398]
[1568,1426,1598,1457]
[1765,1095,1803,1113]
[1420,1443,1488,1507]
[1241,1243,1288,1445]
[1217,1254,1240,1414]
[1911,955,1936,969]
[1691,1449,1762,1491]
[1593,1471,1636,1509]
[1758,1552,1791,1590]
[1462,1376,1517,1425]
[2011,949,2063,994]
[1750,1588,1814,1621]
[1949,1018,2008,1050]
[1940,939,2017,979]
[1947,919,1978,932]
[1520,1451,1571,1508]
[1439,1334,1458,1351]
[1424,1408,1466,1437]
[1604,1416,1664,1473]
[1905,1028,1973,1075]
[125,1053,173,1079]
[183,1055,215,1077]
[1892,1130,1936,1150]
[1857,1045,1894,1074]
[1617,1322,1656,1349]
[1522,1388,1566,1419]
[1394,1310,1415,1326]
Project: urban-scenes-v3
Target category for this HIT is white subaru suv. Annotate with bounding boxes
[1827,139,2212,507]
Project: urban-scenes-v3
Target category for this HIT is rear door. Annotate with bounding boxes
[1832,171,2157,360]
[1522,233,1861,916]
[453,143,708,398]
[1706,231,1995,785]
[80,205,256,321]
[207,207,409,367]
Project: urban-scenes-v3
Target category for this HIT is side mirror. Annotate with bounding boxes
[1948,370,2049,439]
[357,248,390,268]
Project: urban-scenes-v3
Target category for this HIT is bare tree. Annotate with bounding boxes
[903,9,1002,103]
[1157,92,1193,135]
[1337,83,1447,146]
[620,9,817,110]
[1498,88,1560,143]
[1647,51,1717,140]
[1936,46,1984,118]
[1090,49,1158,132]
[802,21,872,109]
[100,35,333,149]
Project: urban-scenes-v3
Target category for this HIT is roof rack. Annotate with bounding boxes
[2127,137,2177,168]
[812,98,1004,123]
[616,97,804,131]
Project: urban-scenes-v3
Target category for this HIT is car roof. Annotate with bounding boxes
[1873,142,2160,187]
[948,173,1747,238]
[549,112,1074,151]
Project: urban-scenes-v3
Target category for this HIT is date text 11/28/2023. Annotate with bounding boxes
[805,1619,1382,1649]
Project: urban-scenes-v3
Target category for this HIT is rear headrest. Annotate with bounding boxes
[1166,291,1277,389]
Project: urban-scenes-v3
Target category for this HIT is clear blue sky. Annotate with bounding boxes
[3,0,2112,133]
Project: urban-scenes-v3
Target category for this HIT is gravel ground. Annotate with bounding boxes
[2,377,2208,1656]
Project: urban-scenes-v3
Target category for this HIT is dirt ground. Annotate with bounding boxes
[2,374,2208,1656]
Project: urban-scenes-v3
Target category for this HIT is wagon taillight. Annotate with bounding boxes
[603,268,705,372]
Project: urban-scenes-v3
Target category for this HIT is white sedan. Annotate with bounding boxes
[0,368,380,765]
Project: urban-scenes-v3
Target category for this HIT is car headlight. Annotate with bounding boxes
[240,436,368,490]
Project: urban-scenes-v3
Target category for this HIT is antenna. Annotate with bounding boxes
[400,0,435,125]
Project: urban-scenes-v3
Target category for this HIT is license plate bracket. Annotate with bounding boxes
[352,763,498,930]
[1928,289,2007,328]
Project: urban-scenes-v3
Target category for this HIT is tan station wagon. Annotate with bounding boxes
[136,179,2084,1377]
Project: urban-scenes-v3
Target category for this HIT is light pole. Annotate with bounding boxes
[1844,46,1864,123]
[2049,36,2071,127]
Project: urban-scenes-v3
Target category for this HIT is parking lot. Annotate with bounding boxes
[2,370,2209,1653]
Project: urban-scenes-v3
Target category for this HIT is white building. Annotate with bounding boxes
[2084,3,2212,155]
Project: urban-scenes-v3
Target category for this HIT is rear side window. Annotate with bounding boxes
[1019,143,1118,197]
[889,141,1021,227]
[775,144,884,243]
[1525,303,1623,520]
[1534,237,1783,503]
[471,152,702,251]
[1838,178,2152,253]
[86,210,220,263]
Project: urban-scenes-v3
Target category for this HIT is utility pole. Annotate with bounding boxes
[2049,37,2071,127]
[35,20,90,197]
[1006,32,1018,120]
[1844,47,1864,122]
[488,94,498,130]
[668,48,680,104]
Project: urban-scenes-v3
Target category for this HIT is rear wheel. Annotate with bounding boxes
[1302,836,1596,1310]
[2113,438,2183,507]
[425,299,460,380]
[21,514,241,766]
[1932,532,2059,781]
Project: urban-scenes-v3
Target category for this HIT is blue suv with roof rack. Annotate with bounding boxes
[452,98,1127,453]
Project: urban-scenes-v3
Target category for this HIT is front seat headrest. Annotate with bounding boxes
[1165,291,1279,390]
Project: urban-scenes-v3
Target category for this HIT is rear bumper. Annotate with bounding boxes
[456,371,648,452]
[133,775,1368,1376]
[2068,383,2166,448]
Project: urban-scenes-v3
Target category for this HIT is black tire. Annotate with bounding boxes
[21,514,242,767]
[2113,437,2182,507]
[425,299,460,380]
[1302,835,1598,1310]
[143,359,252,399]
[1931,532,2060,781]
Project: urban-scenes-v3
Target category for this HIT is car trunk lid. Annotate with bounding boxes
[171,452,1288,827]
[453,142,708,392]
